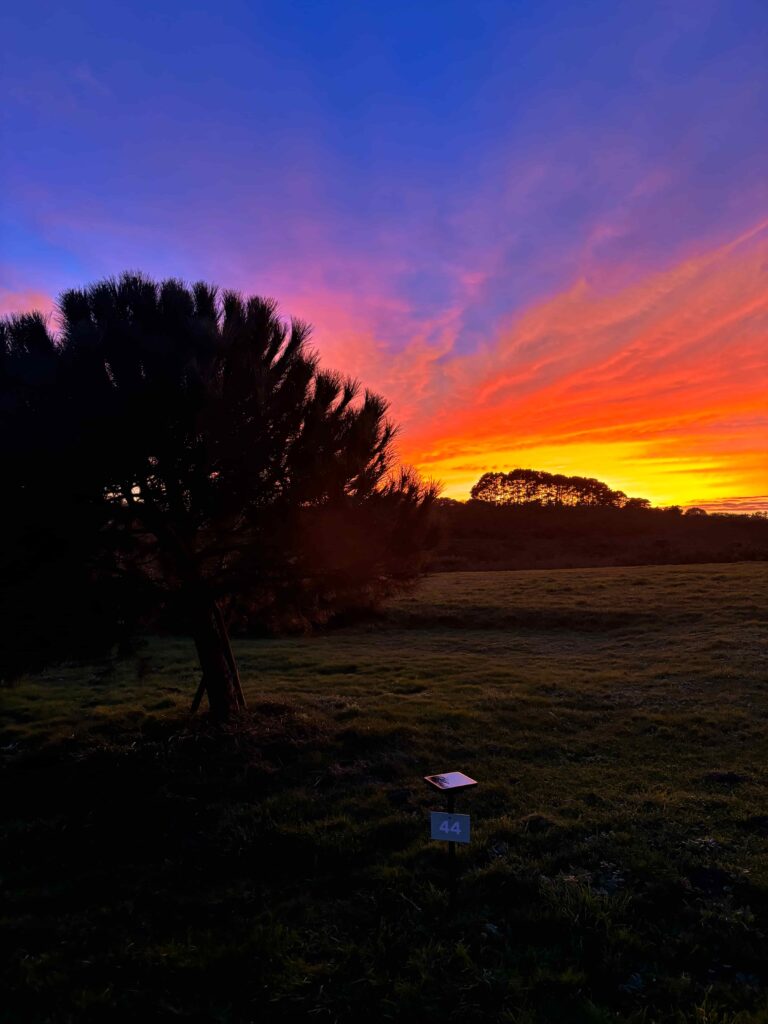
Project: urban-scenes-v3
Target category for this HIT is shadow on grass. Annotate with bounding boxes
[3,706,768,1024]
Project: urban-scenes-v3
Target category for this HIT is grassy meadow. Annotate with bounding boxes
[2,562,768,1023]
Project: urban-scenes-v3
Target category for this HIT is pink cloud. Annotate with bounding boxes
[286,218,768,508]
[0,287,55,318]
[3,215,766,511]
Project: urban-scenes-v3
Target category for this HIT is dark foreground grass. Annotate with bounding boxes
[2,563,768,1023]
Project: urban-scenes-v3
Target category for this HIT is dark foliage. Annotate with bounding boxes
[0,312,131,681]
[0,274,436,714]
[470,468,650,508]
[429,501,768,572]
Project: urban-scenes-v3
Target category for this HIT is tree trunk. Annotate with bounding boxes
[212,602,246,708]
[189,597,244,721]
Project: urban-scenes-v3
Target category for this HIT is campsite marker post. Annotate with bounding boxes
[424,771,477,913]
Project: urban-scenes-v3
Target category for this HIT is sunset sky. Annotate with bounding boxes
[2,1,766,510]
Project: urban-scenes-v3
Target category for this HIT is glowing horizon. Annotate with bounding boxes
[4,221,765,512]
[277,219,768,511]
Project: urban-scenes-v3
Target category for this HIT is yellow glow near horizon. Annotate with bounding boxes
[4,224,768,516]
[414,438,768,510]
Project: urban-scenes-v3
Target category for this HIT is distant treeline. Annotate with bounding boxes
[471,468,650,508]
[429,493,768,572]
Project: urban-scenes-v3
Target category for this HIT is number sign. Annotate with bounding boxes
[430,812,471,844]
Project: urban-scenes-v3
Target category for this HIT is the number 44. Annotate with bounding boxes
[440,819,462,835]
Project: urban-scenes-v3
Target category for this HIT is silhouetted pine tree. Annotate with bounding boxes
[0,274,436,720]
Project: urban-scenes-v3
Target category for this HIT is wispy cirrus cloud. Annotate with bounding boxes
[283,218,768,511]
[4,218,764,512]
[696,496,768,514]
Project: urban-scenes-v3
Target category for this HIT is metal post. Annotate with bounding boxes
[447,791,456,914]
[424,771,476,917]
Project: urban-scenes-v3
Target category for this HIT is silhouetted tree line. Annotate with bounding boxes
[0,274,436,719]
[470,468,651,508]
[429,499,768,572]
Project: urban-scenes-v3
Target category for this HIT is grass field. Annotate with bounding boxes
[3,563,768,1022]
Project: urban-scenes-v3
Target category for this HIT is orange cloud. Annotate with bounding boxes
[300,219,768,510]
[4,223,766,514]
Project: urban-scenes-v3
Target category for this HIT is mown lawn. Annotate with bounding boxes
[2,563,768,1023]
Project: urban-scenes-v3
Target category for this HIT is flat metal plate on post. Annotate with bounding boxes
[430,812,471,844]
[424,772,477,793]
